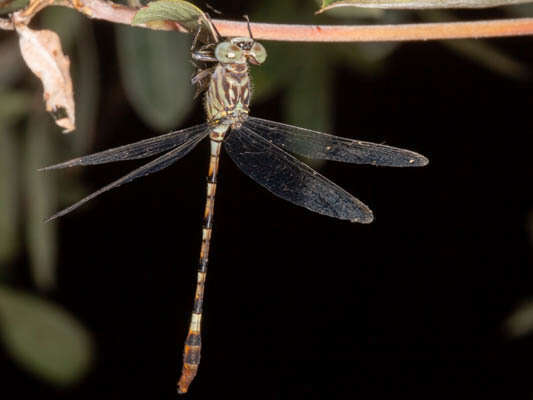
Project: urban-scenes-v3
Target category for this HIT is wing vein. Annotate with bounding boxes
[39,123,209,171]
[224,126,373,222]
[45,130,209,222]
[245,117,428,167]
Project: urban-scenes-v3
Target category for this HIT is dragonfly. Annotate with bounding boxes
[40,16,428,394]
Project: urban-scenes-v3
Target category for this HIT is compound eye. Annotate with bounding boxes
[215,42,245,63]
[250,42,267,64]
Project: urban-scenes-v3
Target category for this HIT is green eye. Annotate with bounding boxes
[250,42,267,64]
[215,42,245,64]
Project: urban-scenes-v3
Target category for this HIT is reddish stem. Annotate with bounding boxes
[215,18,533,42]
[1,0,533,42]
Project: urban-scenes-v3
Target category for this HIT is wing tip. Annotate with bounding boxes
[38,161,79,172]
[362,215,374,224]
[399,151,429,168]
[411,154,429,167]
[349,208,374,224]
[351,215,373,224]
[44,212,63,223]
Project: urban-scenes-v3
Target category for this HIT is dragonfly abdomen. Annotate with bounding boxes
[177,139,222,394]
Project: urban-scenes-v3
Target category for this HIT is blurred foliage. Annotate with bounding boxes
[0,284,94,386]
[420,10,529,79]
[115,25,193,131]
[0,6,98,386]
[25,112,58,290]
[0,0,28,15]
[0,120,20,272]
[505,299,533,338]
[508,1,533,15]
[0,0,532,389]
[251,0,396,132]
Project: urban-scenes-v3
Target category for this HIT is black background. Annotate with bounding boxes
[3,4,533,400]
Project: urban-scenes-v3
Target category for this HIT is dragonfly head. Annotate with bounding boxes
[215,38,267,66]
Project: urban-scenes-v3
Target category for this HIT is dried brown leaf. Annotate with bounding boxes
[16,24,75,133]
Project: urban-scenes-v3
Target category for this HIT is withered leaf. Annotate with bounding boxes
[16,24,75,133]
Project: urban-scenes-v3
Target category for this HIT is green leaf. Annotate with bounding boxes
[0,128,19,269]
[116,25,194,131]
[0,38,26,88]
[251,42,295,103]
[505,299,533,338]
[334,42,399,75]
[250,0,313,102]
[0,90,32,122]
[506,2,533,15]
[25,112,58,291]
[132,0,205,31]
[317,0,533,12]
[71,16,100,155]
[284,46,333,170]
[316,5,385,18]
[0,0,28,15]
[421,10,528,79]
[285,47,333,135]
[0,284,94,386]
[0,91,31,272]
[442,38,528,79]
[39,6,83,51]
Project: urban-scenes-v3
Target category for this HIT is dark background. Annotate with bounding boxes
[2,2,533,399]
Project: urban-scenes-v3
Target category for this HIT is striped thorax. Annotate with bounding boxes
[205,37,267,139]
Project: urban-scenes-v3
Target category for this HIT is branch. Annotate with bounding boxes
[214,18,533,42]
[1,0,533,42]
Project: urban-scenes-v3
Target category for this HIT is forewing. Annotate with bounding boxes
[245,117,428,167]
[39,123,208,171]
[45,132,208,222]
[225,126,373,223]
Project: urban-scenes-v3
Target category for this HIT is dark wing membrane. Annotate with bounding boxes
[39,123,209,171]
[225,126,373,223]
[245,117,428,167]
[45,132,209,222]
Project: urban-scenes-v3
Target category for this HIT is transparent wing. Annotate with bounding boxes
[225,126,373,223]
[45,132,209,222]
[39,123,208,171]
[245,117,428,167]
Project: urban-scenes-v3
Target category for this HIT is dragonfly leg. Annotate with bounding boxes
[204,12,222,43]
[177,138,223,394]
[191,52,218,63]
[192,67,215,86]
[190,22,203,52]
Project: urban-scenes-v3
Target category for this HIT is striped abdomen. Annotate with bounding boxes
[177,139,222,394]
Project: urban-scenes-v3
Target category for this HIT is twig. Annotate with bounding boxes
[214,18,533,42]
[56,0,142,27]
[1,0,533,41]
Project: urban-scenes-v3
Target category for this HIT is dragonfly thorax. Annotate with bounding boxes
[198,34,266,130]
[205,62,251,129]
